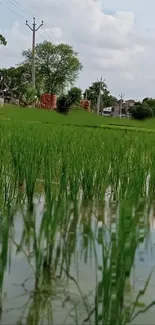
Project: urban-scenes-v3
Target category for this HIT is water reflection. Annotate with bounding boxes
[0,199,155,325]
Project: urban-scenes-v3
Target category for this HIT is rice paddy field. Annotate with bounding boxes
[1,104,155,131]
[0,107,155,325]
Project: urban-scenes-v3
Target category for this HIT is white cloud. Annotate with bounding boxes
[0,0,155,99]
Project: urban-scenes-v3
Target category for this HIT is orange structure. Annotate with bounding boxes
[40,93,57,110]
[80,99,91,111]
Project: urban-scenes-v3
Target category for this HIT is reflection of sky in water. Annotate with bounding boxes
[1,202,155,325]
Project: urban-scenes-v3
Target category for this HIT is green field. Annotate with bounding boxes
[0,104,155,205]
[0,104,155,325]
[0,117,155,203]
[1,104,155,132]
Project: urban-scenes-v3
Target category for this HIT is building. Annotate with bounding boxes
[111,104,120,117]
[112,100,135,117]
[100,99,135,118]
[125,100,135,107]
[102,107,112,116]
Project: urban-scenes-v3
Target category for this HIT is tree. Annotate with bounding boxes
[142,98,155,116]
[0,34,7,46]
[102,92,117,108]
[57,87,82,113]
[84,80,107,109]
[67,87,82,104]
[57,94,69,113]
[83,80,117,112]
[0,65,31,99]
[22,41,83,94]
[130,103,153,120]
[22,86,38,106]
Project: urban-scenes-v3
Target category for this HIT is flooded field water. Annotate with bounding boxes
[1,199,155,325]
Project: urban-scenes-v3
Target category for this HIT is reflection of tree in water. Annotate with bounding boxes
[1,199,155,325]
[92,200,154,325]
[0,206,14,321]
[0,212,9,320]
[6,199,81,324]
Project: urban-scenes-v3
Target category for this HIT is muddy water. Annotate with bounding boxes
[0,201,155,325]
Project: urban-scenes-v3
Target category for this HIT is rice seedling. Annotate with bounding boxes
[1,120,155,203]
[0,119,155,324]
[81,200,152,325]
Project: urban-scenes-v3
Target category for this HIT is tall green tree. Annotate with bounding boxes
[0,65,31,98]
[83,80,117,111]
[22,41,83,94]
[142,98,155,116]
[0,34,7,46]
[84,80,107,108]
[67,87,82,104]
[0,63,44,99]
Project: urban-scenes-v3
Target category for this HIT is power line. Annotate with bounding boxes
[26,17,43,89]
[96,76,102,114]
[41,22,53,42]
[0,0,25,19]
[42,29,52,42]
[1,1,46,42]
[38,30,51,42]
[1,0,52,43]
[34,22,53,43]
[11,0,35,16]
[8,0,31,17]
[38,30,46,42]
[1,0,53,80]
[119,93,125,118]
[7,0,53,42]
[1,0,54,41]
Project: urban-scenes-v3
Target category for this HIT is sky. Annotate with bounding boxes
[0,0,155,99]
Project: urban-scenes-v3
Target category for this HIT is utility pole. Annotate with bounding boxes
[26,17,43,89]
[119,93,125,118]
[96,76,102,114]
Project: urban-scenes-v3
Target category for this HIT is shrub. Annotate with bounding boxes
[57,87,82,113]
[57,95,71,113]
[130,103,153,120]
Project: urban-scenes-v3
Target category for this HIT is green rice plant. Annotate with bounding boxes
[94,200,151,325]
[1,120,155,203]
[0,206,13,319]
[1,118,155,324]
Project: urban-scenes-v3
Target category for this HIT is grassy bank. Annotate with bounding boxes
[0,105,106,126]
[1,105,155,131]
